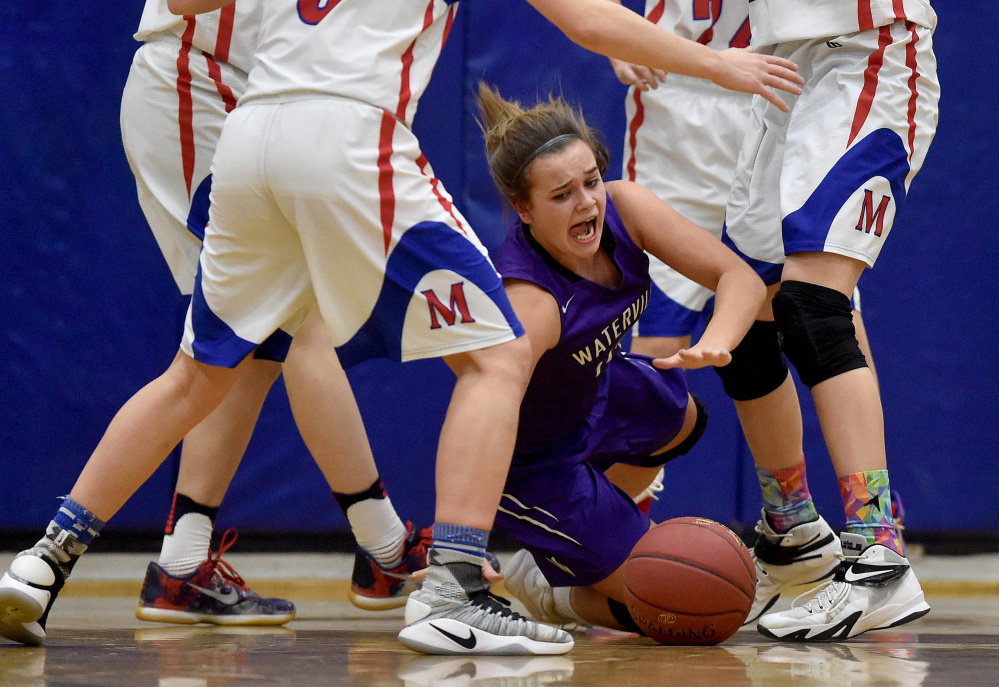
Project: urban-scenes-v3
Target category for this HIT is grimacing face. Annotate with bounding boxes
[513,139,607,274]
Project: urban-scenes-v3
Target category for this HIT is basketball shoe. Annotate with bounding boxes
[0,524,83,646]
[634,467,665,514]
[349,522,431,610]
[756,532,930,641]
[744,511,841,624]
[135,529,294,626]
[398,548,574,655]
[502,549,585,628]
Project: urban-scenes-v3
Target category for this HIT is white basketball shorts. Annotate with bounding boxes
[724,20,939,285]
[623,75,753,337]
[120,36,247,295]
[181,96,522,368]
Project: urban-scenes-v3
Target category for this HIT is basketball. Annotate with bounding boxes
[622,517,756,645]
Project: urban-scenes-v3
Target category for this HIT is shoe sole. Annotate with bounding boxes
[398,619,573,656]
[0,587,46,646]
[135,605,295,626]
[348,589,409,612]
[757,595,931,642]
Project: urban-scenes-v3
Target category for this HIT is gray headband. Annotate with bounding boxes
[515,133,583,178]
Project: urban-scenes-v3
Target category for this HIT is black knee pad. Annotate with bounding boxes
[608,598,645,636]
[640,394,708,468]
[714,320,789,401]
[772,280,868,388]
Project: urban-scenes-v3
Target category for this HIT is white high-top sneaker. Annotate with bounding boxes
[757,532,930,641]
[745,512,842,624]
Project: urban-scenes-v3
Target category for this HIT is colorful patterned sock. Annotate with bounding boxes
[839,469,901,554]
[757,456,819,533]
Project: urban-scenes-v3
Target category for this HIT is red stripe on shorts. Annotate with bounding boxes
[215,2,235,62]
[848,24,892,148]
[623,1,663,182]
[204,54,238,113]
[416,154,467,236]
[904,21,919,159]
[892,0,908,22]
[625,88,645,183]
[378,111,397,254]
[176,16,197,199]
[397,0,436,120]
[858,1,874,31]
[441,4,456,49]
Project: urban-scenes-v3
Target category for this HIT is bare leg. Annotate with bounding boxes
[436,336,533,530]
[604,393,699,499]
[782,253,884,477]
[69,351,247,521]
[174,358,281,506]
[282,308,379,495]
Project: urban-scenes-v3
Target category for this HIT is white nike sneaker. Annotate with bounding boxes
[502,550,573,626]
[398,548,573,656]
[757,532,930,641]
[745,512,841,624]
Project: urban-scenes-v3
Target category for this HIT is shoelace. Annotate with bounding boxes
[789,551,860,612]
[469,589,523,620]
[207,528,247,590]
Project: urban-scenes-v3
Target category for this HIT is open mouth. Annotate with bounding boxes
[571,217,598,243]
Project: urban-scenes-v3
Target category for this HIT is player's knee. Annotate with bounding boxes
[713,320,789,401]
[771,280,868,388]
[640,394,707,468]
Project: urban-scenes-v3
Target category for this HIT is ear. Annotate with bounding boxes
[510,198,533,225]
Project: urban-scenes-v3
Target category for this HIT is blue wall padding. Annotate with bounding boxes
[1,3,995,535]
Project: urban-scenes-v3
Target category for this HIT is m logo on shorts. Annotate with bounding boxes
[855,190,891,237]
[422,282,477,329]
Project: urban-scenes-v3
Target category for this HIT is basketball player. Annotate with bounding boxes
[0,0,802,655]
[475,83,765,631]
[119,0,429,627]
[610,0,908,626]
[718,0,940,641]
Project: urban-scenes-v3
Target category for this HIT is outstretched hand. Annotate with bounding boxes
[653,346,732,371]
[409,557,504,584]
[712,48,804,113]
[608,56,668,91]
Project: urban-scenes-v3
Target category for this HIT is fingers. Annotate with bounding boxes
[654,348,733,370]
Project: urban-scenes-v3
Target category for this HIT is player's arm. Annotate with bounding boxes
[523,0,802,112]
[607,180,766,369]
[503,279,562,376]
[168,0,233,15]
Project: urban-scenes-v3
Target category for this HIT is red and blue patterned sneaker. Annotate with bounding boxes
[349,522,432,611]
[135,529,295,626]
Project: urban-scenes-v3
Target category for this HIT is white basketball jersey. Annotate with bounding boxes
[642,0,750,51]
[241,0,458,126]
[134,0,261,74]
[748,0,936,48]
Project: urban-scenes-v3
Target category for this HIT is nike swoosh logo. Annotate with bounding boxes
[430,623,477,649]
[842,568,890,583]
[188,583,240,605]
[561,295,575,313]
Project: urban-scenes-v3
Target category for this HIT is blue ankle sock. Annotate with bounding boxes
[52,497,105,547]
[431,523,489,561]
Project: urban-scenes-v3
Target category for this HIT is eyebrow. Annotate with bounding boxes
[546,165,600,194]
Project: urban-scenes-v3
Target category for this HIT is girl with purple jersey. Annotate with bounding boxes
[475,84,765,631]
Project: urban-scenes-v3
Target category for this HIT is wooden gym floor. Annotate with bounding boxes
[1,550,997,686]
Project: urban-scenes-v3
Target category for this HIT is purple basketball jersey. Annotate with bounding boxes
[493,195,652,456]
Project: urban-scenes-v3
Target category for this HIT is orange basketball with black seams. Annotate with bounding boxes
[622,516,756,645]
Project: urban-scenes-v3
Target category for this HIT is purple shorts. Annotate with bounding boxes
[495,353,688,586]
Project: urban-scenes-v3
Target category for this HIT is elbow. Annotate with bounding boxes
[558,12,607,53]
[167,0,186,15]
